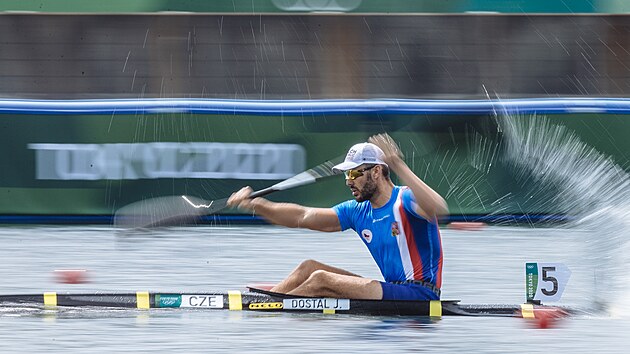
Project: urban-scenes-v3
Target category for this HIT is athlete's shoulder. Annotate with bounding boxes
[397,185,414,200]
[396,186,426,219]
[394,185,413,200]
[333,198,370,215]
[333,198,358,209]
[332,199,369,231]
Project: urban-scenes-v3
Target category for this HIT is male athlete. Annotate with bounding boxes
[227,133,448,300]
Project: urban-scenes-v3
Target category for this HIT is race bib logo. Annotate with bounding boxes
[391,221,400,237]
[361,229,373,243]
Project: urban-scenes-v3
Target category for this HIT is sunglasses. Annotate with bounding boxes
[344,165,376,180]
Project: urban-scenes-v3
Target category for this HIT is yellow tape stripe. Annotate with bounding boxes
[228,290,242,311]
[429,300,442,317]
[323,309,335,314]
[43,292,57,307]
[520,304,535,319]
[136,291,150,309]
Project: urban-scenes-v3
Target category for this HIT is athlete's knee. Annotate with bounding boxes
[303,270,341,296]
[307,269,333,285]
[296,259,325,273]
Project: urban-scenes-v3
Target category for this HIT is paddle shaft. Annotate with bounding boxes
[193,155,343,215]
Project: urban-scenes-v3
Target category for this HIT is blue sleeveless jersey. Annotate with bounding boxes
[333,186,443,288]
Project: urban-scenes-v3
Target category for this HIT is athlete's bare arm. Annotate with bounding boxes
[227,187,342,232]
[369,133,448,220]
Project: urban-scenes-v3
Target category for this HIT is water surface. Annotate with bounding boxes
[0,225,625,353]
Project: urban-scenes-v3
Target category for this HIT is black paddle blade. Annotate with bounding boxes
[113,195,209,230]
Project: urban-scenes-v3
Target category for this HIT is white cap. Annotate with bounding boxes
[332,143,387,172]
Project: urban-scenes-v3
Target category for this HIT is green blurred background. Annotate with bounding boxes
[1,2,629,222]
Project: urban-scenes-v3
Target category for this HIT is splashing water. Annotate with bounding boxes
[497,113,630,314]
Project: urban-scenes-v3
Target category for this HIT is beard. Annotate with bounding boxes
[353,174,378,202]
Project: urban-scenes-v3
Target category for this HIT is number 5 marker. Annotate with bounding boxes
[526,263,571,303]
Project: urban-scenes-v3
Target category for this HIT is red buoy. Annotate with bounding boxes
[447,222,487,231]
[530,307,568,329]
[54,269,89,284]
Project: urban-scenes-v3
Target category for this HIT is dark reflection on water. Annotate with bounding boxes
[354,317,440,338]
